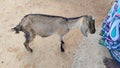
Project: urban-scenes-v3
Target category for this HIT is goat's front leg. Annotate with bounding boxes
[61,40,64,52]
[60,36,65,52]
[24,31,35,52]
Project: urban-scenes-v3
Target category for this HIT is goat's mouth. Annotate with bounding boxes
[90,29,96,34]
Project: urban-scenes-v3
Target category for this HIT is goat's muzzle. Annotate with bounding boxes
[90,28,96,34]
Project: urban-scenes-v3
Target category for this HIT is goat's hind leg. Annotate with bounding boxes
[24,31,35,52]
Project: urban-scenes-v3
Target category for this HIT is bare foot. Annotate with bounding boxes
[103,57,120,68]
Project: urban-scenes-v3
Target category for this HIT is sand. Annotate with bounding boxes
[0,0,113,68]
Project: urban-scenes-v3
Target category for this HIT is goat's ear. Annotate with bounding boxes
[80,23,88,37]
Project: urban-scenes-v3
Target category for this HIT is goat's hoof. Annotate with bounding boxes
[30,49,33,52]
[61,44,65,52]
[61,48,64,52]
[27,49,33,52]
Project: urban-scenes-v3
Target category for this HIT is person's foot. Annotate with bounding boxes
[103,57,120,68]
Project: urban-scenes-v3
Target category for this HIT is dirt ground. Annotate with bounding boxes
[0,0,113,68]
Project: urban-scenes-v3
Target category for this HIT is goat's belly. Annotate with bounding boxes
[32,23,68,36]
[40,29,54,37]
[32,26,53,36]
[54,25,69,36]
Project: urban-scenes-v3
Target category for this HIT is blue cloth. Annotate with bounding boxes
[99,0,120,63]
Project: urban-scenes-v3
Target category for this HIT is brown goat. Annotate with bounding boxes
[12,14,96,52]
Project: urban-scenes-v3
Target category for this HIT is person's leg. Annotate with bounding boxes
[103,57,120,68]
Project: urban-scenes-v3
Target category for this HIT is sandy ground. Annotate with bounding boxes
[0,0,113,68]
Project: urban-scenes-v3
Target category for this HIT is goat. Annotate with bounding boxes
[11,14,96,52]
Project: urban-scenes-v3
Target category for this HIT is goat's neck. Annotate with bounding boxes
[67,18,81,30]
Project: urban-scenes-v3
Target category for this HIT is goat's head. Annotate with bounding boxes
[80,15,96,37]
[11,24,22,34]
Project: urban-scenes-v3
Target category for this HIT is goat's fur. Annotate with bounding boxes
[12,14,96,52]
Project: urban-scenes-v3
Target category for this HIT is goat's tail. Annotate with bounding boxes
[11,14,31,34]
[11,24,22,34]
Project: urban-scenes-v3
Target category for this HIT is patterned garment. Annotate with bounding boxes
[99,0,120,63]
